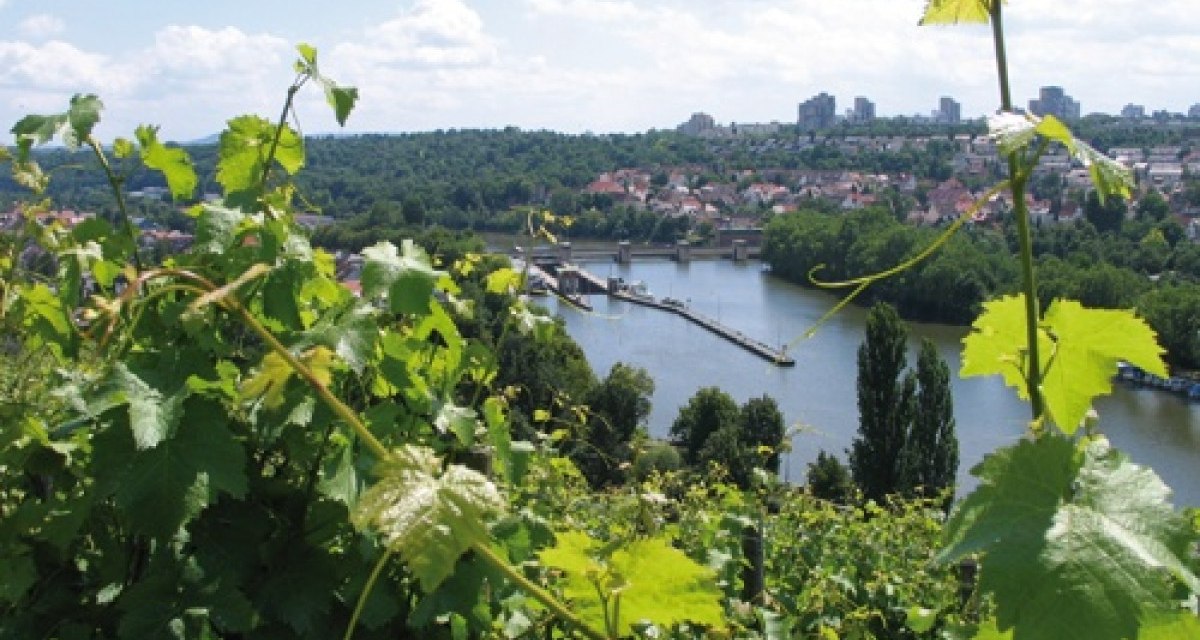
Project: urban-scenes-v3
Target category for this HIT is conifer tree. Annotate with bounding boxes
[849,302,915,502]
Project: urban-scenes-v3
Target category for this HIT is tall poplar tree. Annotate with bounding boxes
[900,340,959,501]
[849,303,914,502]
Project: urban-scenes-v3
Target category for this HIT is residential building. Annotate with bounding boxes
[851,96,876,123]
[1190,104,1200,119]
[798,92,836,130]
[1121,104,1145,119]
[938,96,961,124]
[678,112,716,136]
[1029,86,1080,120]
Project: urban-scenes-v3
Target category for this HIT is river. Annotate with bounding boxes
[539,258,1200,506]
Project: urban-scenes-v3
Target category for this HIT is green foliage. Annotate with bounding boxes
[135,125,197,200]
[738,394,786,473]
[805,450,856,504]
[573,362,654,487]
[924,5,1200,640]
[670,386,739,465]
[962,294,1167,432]
[539,530,725,636]
[938,434,1199,640]
[768,491,962,639]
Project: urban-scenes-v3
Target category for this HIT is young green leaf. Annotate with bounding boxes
[293,42,358,126]
[135,124,197,200]
[65,94,103,148]
[217,115,304,206]
[1039,300,1167,432]
[1033,115,1134,202]
[962,295,1166,433]
[351,445,505,592]
[939,435,1198,640]
[919,0,993,25]
[961,295,1051,400]
[296,42,318,67]
[990,112,1135,203]
[360,240,443,315]
[539,531,725,636]
[10,94,103,157]
[323,83,359,128]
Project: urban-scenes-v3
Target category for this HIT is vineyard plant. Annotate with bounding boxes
[2,3,1199,640]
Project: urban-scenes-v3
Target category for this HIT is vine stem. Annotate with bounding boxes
[85,138,143,271]
[259,78,305,195]
[342,549,394,640]
[470,542,610,640]
[990,1,1045,421]
[230,301,391,461]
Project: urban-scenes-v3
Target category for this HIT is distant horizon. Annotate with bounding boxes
[3,1,1197,142]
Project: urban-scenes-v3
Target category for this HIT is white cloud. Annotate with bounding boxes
[524,0,641,22]
[147,25,288,76]
[336,0,498,69]
[0,40,131,93]
[19,14,65,39]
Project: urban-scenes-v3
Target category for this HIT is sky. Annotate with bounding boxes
[1,0,1199,142]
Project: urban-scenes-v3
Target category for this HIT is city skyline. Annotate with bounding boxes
[1,0,1199,141]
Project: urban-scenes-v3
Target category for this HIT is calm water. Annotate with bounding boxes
[542,259,1200,506]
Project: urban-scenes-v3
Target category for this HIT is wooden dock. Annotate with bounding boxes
[610,289,795,367]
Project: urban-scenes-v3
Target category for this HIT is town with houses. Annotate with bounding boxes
[5,86,1200,254]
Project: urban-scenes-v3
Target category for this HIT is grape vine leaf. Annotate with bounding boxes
[135,124,197,200]
[539,531,725,636]
[216,115,304,207]
[1039,300,1167,432]
[293,42,358,127]
[1032,115,1134,202]
[114,400,248,538]
[988,112,1134,202]
[10,93,103,157]
[360,240,443,315]
[111,363,184,450]
[304,303,379,374]
[350,445,505,592]
[938,435,1199,640]
[961,295,1166,433]
[434,401,477,447]
[919,0,993,25]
